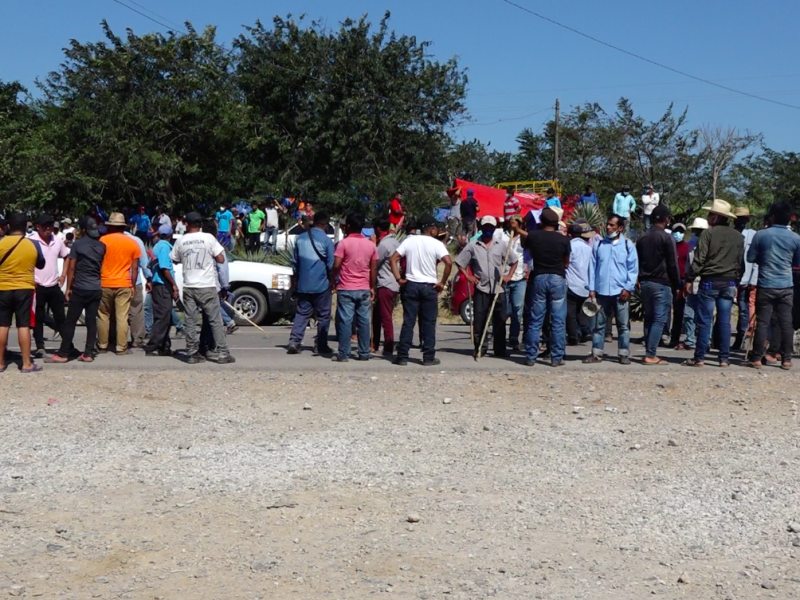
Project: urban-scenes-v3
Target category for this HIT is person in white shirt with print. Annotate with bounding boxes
[170,211,235,364]
[389,215,452,366]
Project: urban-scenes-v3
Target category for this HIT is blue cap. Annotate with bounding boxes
[467,189,474,196]
[158,223,173,237]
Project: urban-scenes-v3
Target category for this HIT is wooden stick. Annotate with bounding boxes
[223,300,267,333]
[476,233,516,360]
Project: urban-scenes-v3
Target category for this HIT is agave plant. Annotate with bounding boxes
[628,289,644,322]
[569,202,605,231]
[230,247,294,268]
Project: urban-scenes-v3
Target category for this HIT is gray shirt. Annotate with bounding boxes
[376,234,401,292]
[455,238,518,294]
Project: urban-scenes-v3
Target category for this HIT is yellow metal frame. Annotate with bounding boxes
[494,180,564,197]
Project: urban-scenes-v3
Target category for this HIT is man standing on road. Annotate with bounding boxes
[456,216,518,358]
[743,202,800,370]
[683,200,743,367]
[460,190,479,238]
[372,218,400,356]
[123,226,151,350]
[215,203,234,250]
[27,214,70,358]
[97,213,141,355]
[170,212,234,364]
[145,224,178,357]
[48,218,106,364]
[584,215,639,364]
[245,202,265,252]
[129,206,151,246]
[668,223,691,348]
[504,216,527,352]
[566,221,594,346]
[636,205,680,365]
[613,186,636,225]
[331,212,378,363]
[641,185,660,230]
[0,213,46,373]
[732,206,758,351]
[511,207,571,367]
[390,215,452,366]
[287,211,335,355]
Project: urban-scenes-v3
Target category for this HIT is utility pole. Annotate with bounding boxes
[554,99,560,181]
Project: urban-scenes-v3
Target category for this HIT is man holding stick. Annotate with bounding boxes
[455,216,518,359]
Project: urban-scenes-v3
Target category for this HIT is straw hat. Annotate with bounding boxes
[550,206,564,221]
[688,217,709,230]
[734,206,751,218]
[702,199,736,220]
[105,212,127,227]
[582,298,600,318]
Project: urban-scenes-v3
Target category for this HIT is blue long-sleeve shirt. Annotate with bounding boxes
[612,193,636,219]
[579,193,598,205]
[124,231,151,284]
[291,227,335,294]
[589,236,639,296]
[747,225,800,289]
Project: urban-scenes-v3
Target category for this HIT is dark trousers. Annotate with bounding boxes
[473,289,507,355]
[135,231,149,246]
[246,232,261,251]
[57,288,101,357]
[289,291,332,350]
[34,284,66,349]
[670,290,686,344]
[372,287,397,353]
[397,282,438,362]
[751,287,794,363]
[146,283,173,352]
[566,291,590,344]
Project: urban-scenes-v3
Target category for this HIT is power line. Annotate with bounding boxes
[498,0,800,111]
[465,106,552,126]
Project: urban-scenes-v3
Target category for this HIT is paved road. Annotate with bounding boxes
[2,322,756,373]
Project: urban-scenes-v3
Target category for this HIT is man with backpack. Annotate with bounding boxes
[287,211,335,355]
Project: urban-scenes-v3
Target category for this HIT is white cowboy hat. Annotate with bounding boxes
[702,199,736,220]
[688,217,709,230]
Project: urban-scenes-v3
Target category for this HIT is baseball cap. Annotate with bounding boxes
[36,214,55,226]
[158,223,174,237]
[82,218,100,238]
[481,216,498,227]
[417,214,438,229]
[62,217,72,225]
[185,211,203,225]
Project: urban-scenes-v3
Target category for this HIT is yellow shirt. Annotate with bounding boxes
[0,235,42,291]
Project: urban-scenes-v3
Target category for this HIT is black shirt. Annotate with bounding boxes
[461,198,479,222]
[524,229,571,278]
[70,236,106,291]
[636,227,681,289]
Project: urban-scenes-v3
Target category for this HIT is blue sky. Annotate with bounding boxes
[2,0,798,154]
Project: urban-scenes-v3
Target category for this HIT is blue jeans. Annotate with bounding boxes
[592,294,630,357]
[220,299,234,326]
[505,279,526,346]
[640,281,672,358]
[695,284,735,363]
[683,294,697,348]
[262,227,279,254]
[336,290,371,360]
[524,274,567,363]
[289,290,332,349]
[397,282,439,362]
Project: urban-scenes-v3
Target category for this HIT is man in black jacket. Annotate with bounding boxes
[636,205,681,365]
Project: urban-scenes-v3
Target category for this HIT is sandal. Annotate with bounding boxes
[20,364,43,373]
[78,354,94,363]
[741,361,761,369]
[781,362,792,371]
[682,359,705,367]
[0,364,7,373]
[582,355,603,364]
[643,358,668,365]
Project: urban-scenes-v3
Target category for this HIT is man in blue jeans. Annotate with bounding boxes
[584,214,638,364]
[390,216,452,366]
[287,211,335,355]
[331,213,378,362]
[511,208,571,367]
[683,199,743,367]
[636,205,681,365]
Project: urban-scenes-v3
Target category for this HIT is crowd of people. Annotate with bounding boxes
[1,190,799,372]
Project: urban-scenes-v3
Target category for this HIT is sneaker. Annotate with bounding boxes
[525,359,536,367]
[217,355,236,364]
[226,324,239,335]
[394,357,408,366]
[186,354,206,364]
[331,355,349,363]
[146,349,172,357]
[422,358,441,367]
[550,360,565,367]
[33,348,45,359]
[203,351,220,361]
[619,356,631,365]
[355,356,370,361]
[287,344,299,355]
[315,346,333,355]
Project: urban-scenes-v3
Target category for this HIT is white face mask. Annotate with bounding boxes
[220,206,225,212]
[607,230,620,239]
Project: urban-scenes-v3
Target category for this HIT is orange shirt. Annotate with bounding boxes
[100,232,142,288]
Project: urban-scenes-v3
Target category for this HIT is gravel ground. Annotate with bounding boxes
[1,367,800,599]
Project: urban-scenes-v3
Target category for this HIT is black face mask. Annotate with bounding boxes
[480,226,496,239]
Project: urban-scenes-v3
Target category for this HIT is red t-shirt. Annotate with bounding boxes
[675,240,690,280]
[389,198,403,225]
[334,234,379,290]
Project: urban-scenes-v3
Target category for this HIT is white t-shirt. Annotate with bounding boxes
[641,193,660,215]
[57,227,75,241]
[170,231,225,288]
[158,214,171,228]
[265,208,279,229]
[395,235,449,284]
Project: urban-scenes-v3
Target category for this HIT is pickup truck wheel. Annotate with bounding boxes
[231,286,268,325]
[459,298,473,325]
